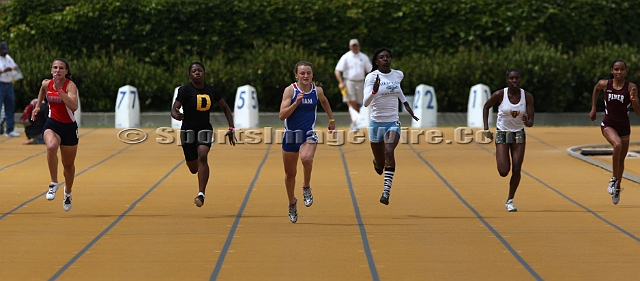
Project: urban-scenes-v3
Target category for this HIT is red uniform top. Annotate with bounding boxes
[46,79,76,123]
[602,79,630,126]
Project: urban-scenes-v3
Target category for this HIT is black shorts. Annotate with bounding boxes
[43,118,79,146]
[180,127,214,162]
[601,120,630,138]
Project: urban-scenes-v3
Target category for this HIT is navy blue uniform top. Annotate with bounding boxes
[284,83,318,133]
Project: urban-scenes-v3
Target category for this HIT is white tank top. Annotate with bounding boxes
[496,88,526,132]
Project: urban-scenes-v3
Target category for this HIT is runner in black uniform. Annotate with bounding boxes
[171,62,236,207]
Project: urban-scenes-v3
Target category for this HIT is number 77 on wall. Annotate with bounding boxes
[115,85,141,128]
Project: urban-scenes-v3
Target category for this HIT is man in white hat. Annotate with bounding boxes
[0,42,21,137]
[334,38,372,131]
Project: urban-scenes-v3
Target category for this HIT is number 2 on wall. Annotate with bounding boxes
[414,89,434,109]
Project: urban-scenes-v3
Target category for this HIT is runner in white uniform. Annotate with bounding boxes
[363,48,418,205]
[482,69,535,212]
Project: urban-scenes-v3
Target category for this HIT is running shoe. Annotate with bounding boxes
[288,198,298,223]
[612,186,622,205]
[303,187,313,207]
[6,131,19,137]
[505,199,517,212]
[46,183,59,200]
[63,193,72,211]
[607,177,618,195]
[380,191,390,205]
[194,194,205,207]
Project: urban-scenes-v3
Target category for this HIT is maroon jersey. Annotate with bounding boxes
[601,79,632,137]
[602,79,630,125]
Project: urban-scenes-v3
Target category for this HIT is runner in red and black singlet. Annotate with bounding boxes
[31,58,80,211]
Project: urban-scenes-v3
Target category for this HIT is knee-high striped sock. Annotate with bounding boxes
[383,167,395,193]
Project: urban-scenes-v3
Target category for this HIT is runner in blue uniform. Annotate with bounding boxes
[279,61,335,223]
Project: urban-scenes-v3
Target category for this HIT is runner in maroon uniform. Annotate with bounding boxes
[589,59,640,205]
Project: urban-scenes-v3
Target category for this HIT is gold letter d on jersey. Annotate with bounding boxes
[196,94,212,111]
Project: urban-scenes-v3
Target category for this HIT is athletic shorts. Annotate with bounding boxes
[43,118,78,146]
[369,120,401,143]
[282,129,318,153]
[601,121,630,138]
[180,128,214,162]
[495,129,525,144]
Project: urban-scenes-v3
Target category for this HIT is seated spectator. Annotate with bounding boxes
[21,99,48,144]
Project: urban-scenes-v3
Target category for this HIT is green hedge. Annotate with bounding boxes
[11,42,338,112]
[3,0,640,113]
[4,0,639,60]
[12,39,639,113]
[395,37,574,112]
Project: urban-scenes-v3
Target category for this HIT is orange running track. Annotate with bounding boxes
[1,126,640,281]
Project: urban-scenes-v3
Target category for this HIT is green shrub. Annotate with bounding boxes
[5,0,640,113]
[71,47,177,112]
[164,41,340,113]
[396,36,572,112]
[3,0,640,64]
[572,43,640,112]
[11,44,58,102]
[11,39,640,113]
[13,45,178,112]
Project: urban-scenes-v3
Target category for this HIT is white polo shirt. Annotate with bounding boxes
[335,51,372,81]
[0,54,18,83]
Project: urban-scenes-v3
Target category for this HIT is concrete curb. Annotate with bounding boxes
[566,142,640,184]
[10,112,640,128]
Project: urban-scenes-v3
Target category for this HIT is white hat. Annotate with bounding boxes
[349,39,359,46]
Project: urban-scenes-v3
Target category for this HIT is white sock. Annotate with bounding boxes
[348,106,360,123]
[198,192,205,198]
